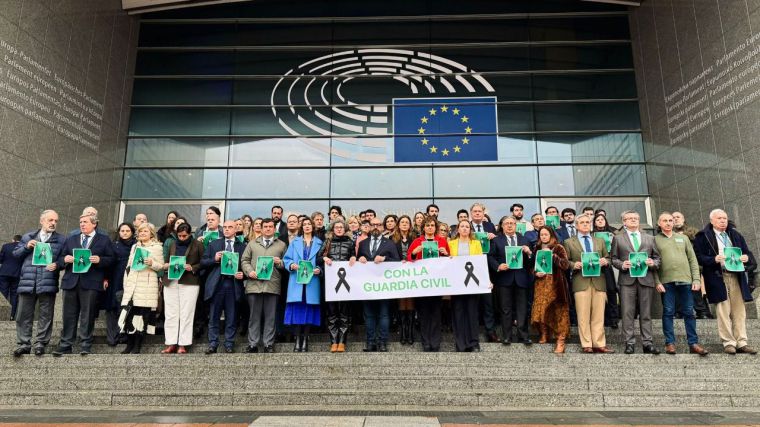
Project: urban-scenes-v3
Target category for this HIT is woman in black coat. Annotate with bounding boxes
[106,223,136,346]
[592,214,619,329]
[318,220,355,352]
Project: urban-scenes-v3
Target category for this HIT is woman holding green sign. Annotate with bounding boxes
[530,226,570,353]
[283,218,323,352]
[119,223,165,354]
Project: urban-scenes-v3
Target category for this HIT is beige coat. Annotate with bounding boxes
[122,241,164,308]
[241,237,287,295]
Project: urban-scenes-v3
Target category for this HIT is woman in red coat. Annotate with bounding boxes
[407,215,449,352]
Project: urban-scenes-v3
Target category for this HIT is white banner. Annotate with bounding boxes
[325,255,491,301]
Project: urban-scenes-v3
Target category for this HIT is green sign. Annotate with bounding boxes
[297,260,314,284]
[203,230,219,248]
[168,256,186,280]
[581,252,600,277]
[474,232,490,253]
[505,246,523,269]
[545,215,560,229]
[236,235,245,244]
[221,251,239,276]
[256,256,274,280]
[422,241,439,259]
[535,249,553,274]
[32,242,52,266]
[724,247,745,272]
[131,247,149,272]
[72,248,92,274]
[516,222,527,235]
[594,232,612,253]
[629,251,648,278]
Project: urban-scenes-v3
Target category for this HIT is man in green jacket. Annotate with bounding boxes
[654,212,708,356]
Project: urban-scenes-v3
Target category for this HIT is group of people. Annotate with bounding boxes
[4,201,757,357]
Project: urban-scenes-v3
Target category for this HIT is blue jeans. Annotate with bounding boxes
[662,282,698,345]
[363,300,389,345]
[208,279,237,349]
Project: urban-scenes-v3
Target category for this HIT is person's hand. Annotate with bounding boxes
[215,251,222,262]
[622,260,631,270]
[498,263,509,271]
[656,283,666,293]
[374,255,385,263]
[103,280,109,290]
[488,282,494,289]
[197,235,205,243]
[143,257,152,266]
[349,257,357,267]
[645,258,655,267]
[64,255,74,264]
[90,255,100,264]
[323,257,333,266]
[691,282,701,292]
[290,263,298,271]
[715,254,726,263]
[573,261,582,270]
[273,257,282,267]
[314,268,321,275]
[487,233,496,240]
[536,272,546,278]
[46,263,57,272]
[26,240,37,249]
[184,264,192,272]
[249,270,258,279]
[522,245,531,255]
[358,256,367,264]
[234,271,244,280]
[740,254,749,263]
[412,246,422,255]
[599,258,609,267]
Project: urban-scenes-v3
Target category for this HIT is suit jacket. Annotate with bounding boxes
[610,230,660,287]
[275,221,288,240]
[487,233,534,288]
[563,234,610,293]
[357,236,401,262]
[283,236,323,304]
[470,221,496,235]
[59,233,115,291]
[201,237,246,302]
[0,241,22,277]
[554,226,570,243]
[694,223,755,303]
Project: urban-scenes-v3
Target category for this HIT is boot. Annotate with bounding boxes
[301,335,309,353]
[400,312,409,344]
[130,332,144,354]
[554,336,566,354]
[327,314,339,350]
[293,335,302,352]
[539,325,549,344]
[120,334,135,354]
[407,312,415,345]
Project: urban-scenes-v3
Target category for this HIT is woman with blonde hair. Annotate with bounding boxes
[448,220,485,352]
[247,217,263,242]
[119,222,164,354]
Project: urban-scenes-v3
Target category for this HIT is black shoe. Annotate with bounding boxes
[472,345,482,352]
[302,336,309,353]
[501,339,512,346]
[378,342,388,352]
[52,348,71,357]
[205,346,217,355]
[245,346,258,353]
[34,347,44,356]
[486,332,500,343]
[643,345,660,355]
[80,349,91,356]
[624,344,635,354]
[264,345,275,353]
[429,347,440,352]
[224,347,234,353]
[363,344,377,352]
[294,335,303,353]
[521,338,533,346]
[695,313,706,319]
[13,347,30,357]
[610,323,619,330]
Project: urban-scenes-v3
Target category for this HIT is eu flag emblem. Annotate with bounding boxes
[393,97,498,162]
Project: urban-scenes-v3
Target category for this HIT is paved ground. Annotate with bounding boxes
[0,410,759,426]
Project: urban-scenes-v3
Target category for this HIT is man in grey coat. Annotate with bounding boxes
[241,218,287,353]
[611,210,661,355]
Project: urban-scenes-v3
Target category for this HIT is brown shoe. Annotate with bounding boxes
[336,343,345,353]
[582,347,593,353]
[161,345,177,354]
[538,326,548,344]
[177,346,187,354]
[330,344,338,353]
[665,343,676,354]
[724,345,737,354]
[554,338,566,354]
[737,345,758,355]
[689,344,708,356]
[593,346,615,354]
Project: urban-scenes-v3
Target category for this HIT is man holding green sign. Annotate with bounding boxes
[611,210,661,355]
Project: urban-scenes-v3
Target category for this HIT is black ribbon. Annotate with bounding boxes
[335,267,350,293]
[464,261,480,287]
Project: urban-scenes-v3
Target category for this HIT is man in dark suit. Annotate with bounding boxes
[202,220,246,353]
[611,210,661,355]
[354,217,401,352]
[469,203,499,342]
[488,215,534,345]
[53,214,114,356]
[271,205,288,238]
[0,234,22,320]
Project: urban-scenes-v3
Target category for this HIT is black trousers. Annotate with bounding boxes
[452,294,480,351]
[416,296,442,350]
[497,285,528,342]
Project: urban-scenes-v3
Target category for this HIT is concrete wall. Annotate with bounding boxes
[630,0,760,250]
[0,0,138,239]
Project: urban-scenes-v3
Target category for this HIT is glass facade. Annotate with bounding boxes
[124,0,647,225]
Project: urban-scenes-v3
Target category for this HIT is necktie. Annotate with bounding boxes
[631,232,640,251]
[583,235,592,253]
[569,225,576,236]
[371,238,380,257]
[476,224,482,233]
[720,232,731,247]
[509,236,516,247]
[265,239,271,248]
[81,235,89,248]
[226,240,233,252]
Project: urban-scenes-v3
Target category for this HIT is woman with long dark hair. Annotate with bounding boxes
[318,220,354,352]
[593,213,620,329]
[530,226,571,353]
[391,215,417,345]
[105,223,135,346]
[156,211,179,243]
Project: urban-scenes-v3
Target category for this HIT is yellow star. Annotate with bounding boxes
[430,146,437,153]
[452,108,460,115]
[420,117,428,124]
[461,137,469,144]
[429,108,436,116]
[461,116,469,123]
[440,105,448,112]
[464,126,472,134]
[453,145,461,153]
[442,149,449,156]
[421,138,429,145]
[418,127,426,134]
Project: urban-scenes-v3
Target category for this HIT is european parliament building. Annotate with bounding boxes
[0,0,758,244]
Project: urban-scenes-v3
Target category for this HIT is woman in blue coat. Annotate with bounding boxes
[106,223,135,346]
[283,217,323,352]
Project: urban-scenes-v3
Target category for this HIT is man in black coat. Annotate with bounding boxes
[53,214,114,356]
[0,234,22,320]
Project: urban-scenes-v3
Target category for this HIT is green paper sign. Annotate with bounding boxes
[475,232,490,253]
[629,251,648,278]
[131,247,149,272]
[422,241,439,259]
[516,222,527,235]
[203,230,219,247]
[724,247,745,272]
[72,248,92,273]
[32,242,52,266]
[546,215,560,229]
[505,246,523,269]
[594,232,612,252]
[168,256,186,280]
[581,252,601,277]
[221,251,239,276]
[297,260,314,284]
[535,249,553,274]
[236,235,246,244]
[256,256,274,280]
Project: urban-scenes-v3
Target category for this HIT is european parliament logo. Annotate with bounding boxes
[393,97,498,163]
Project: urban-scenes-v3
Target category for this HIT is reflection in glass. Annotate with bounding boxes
[433,166,538,198]
[534,102,641,132]
[129,108,231,137]
[536,133,644,164]
[227,200,328,219]
[543,200,649,227]
[331,168,433,198]
[230,137,331,167]
[126,138,230,168]
[123,169,227,199]
[539,164,647,196]
[228,169,330,199]
[434,198,540,226]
